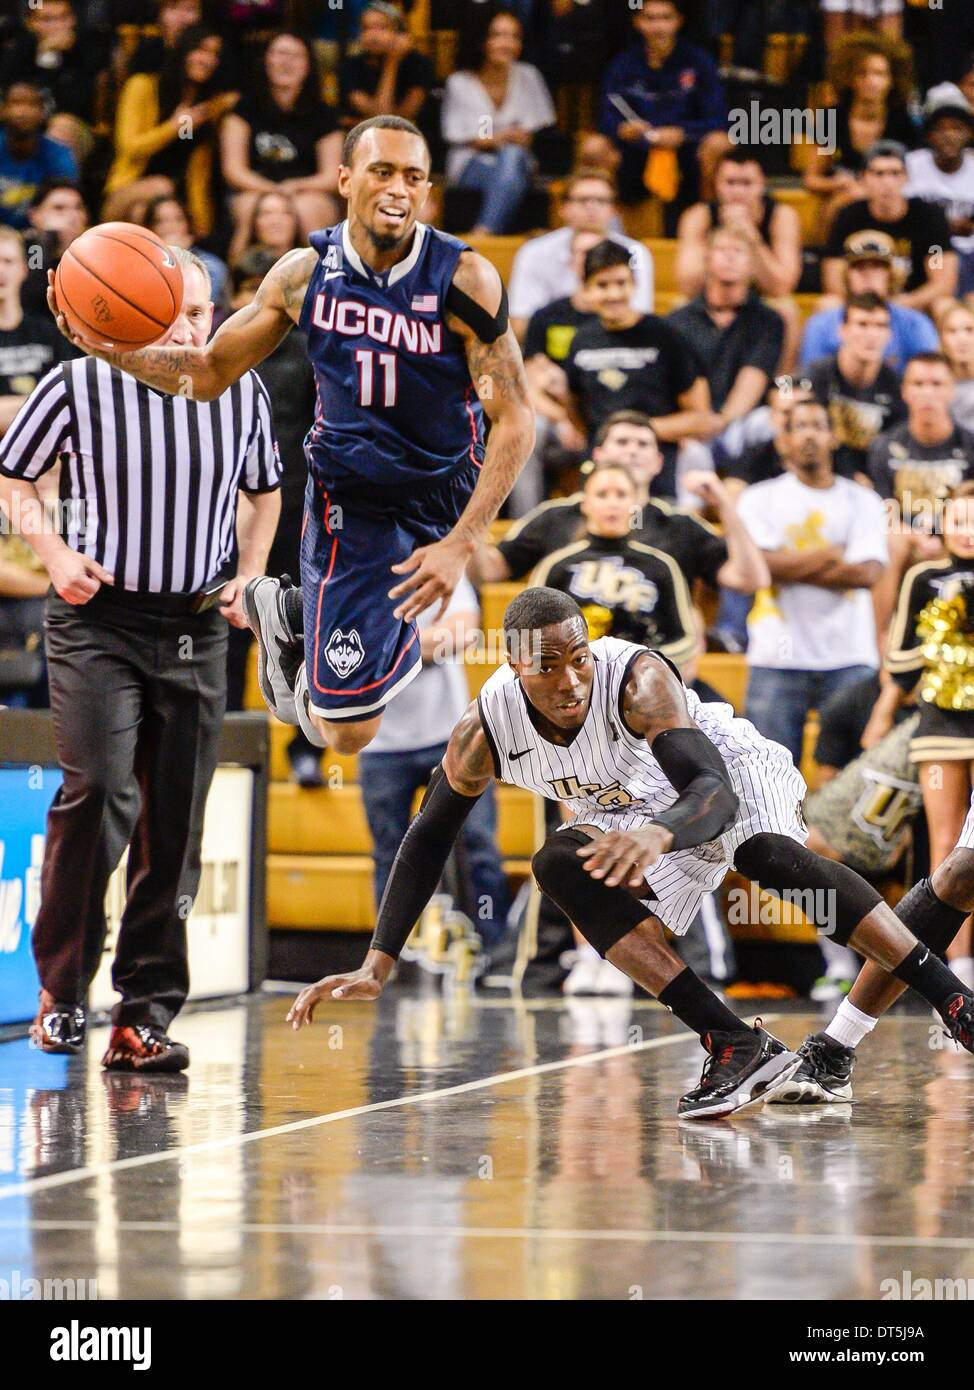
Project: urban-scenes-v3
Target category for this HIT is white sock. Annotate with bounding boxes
[826,998,877,1050]
[577,941,600,962]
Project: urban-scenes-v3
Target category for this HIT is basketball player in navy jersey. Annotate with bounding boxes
[286,588,974,1118]
[49,115,534,754]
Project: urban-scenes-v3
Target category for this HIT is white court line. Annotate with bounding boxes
[3,1220,974,1250]
[0,1020,746,1202]
[260,983,668,1011]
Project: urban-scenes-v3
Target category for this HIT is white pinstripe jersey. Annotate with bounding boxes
[477,637,807,904]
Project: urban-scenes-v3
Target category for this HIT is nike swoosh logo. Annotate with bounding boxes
[323,270,346,282]
[508,748,531,761]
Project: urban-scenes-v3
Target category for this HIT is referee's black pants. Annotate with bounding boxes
[33,588,227,1028]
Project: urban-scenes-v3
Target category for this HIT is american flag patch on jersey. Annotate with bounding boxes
[411,294,437,312]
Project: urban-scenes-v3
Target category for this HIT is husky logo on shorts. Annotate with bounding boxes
[324,628,365,679]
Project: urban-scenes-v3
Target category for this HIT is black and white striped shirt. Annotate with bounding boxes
[0,357,281,594]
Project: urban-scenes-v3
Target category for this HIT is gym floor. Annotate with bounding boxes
[0,991,972,1301]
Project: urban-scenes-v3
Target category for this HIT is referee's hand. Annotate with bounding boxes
[48,547,114,605]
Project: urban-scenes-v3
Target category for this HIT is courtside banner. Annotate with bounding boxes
[0,766,255,1026]
[0,766,48,1027]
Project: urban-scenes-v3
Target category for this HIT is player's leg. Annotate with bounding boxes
[249,463,480,754]
[770,793,974,1103]
[245,574,386,755]
[29,607,145,1054]
[733,830,974,1056]
[532,826,801,1117]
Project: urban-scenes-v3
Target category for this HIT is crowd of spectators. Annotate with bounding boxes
[3,0,974,997]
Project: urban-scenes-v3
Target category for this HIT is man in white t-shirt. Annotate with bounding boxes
[905,84,974,297]
[508,168,654,341]
[736,397,889,766]
[357,576,510,946]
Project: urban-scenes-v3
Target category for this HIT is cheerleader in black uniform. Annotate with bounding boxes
[876,481,974,987]
[528,458,698,669]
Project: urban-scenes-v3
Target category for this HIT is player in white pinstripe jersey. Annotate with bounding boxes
[287,589,974,1118]
[478,632,807,938]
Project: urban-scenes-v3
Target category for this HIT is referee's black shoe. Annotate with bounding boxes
[101,1024,190,1073]
[764,1031,855,1104]
[30,991,86,1054]
[679,1023,800,1119]
[243,574,302,724]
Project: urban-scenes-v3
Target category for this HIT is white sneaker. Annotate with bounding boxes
[562,955,602,996]
[595,959,634,996]
[294,665,327,748]
[243,576,301,724]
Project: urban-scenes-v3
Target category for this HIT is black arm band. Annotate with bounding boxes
[445,280,510,342]
[648,726,740,850]
[370,764,482,959]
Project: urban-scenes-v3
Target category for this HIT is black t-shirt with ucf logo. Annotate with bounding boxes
[528,531,697,666]
[807,354,905,477]
[564,315,698,496]
[826,197,952,293]
[0,314,72,400]
[868,422,974,526]
[234,96,338,183]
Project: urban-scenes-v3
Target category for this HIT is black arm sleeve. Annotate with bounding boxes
[445,280,509,342]
[648,726,740,850]
[370,764,484,959]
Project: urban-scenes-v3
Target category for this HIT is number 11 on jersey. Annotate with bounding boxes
[355,349,398,407]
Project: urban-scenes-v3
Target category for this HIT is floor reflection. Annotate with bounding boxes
[0,994,971,1299]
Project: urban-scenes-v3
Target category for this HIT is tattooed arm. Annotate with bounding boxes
[47,248,317,402]
[449,251,535,547]
[286,702,495,1025]
[388,250,535,622]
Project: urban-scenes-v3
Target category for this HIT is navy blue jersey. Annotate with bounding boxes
[298,221,485,492]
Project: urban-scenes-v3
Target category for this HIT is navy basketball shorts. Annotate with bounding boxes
[300,458,479,722]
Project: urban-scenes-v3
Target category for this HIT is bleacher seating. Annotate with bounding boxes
[80,6,887,950]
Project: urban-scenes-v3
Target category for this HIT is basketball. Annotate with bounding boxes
[54,222,184,351]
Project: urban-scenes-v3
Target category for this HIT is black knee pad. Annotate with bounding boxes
[531,829,655,957]
[896,876,969,956]
[733,832,882,946]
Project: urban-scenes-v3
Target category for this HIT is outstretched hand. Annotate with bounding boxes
[388,534,473,623]
[576,826,674,888]
[287,967,384,1028]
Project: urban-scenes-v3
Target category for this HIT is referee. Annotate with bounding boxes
[0,248,281,1071]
